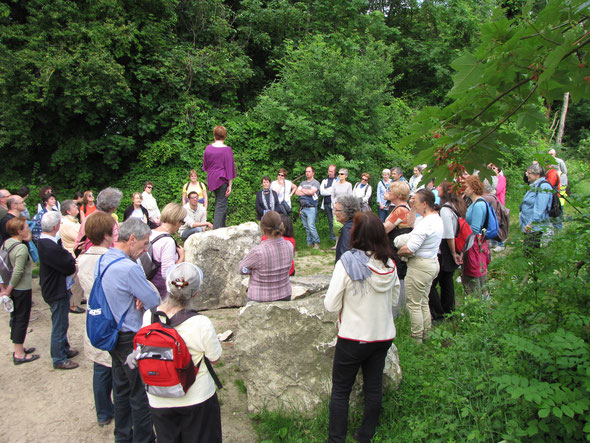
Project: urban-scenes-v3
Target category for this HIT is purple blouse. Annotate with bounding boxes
[202,144,236,191]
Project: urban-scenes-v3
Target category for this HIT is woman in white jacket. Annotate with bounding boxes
[324,211,400,443]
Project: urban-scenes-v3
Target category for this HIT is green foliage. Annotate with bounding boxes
[254,197,590,441]
[400,0,590,184]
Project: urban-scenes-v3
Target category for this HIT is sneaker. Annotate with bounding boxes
[54,359,79,370]
[66,349,79,359]
[493,245,505,252]
[312,243,320,250]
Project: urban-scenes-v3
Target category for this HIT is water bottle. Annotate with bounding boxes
[1,295,14,313]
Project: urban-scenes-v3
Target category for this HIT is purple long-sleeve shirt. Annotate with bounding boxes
[202,144,236,191]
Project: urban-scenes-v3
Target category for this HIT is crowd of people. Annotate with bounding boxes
[0,126,569,441]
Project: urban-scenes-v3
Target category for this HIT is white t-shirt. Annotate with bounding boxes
[406,213,443,258]
[142,311,222,408]
[270,180,293,207]
[440,205,458,240]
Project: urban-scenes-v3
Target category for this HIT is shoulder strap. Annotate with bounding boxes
[169,309,200,327]
[98,256,126,279]
[151,233,172,246]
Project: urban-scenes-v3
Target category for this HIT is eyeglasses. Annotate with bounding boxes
[146,186,153,189]
[189,196,198,199]
[88,194,94,197]
[361,177,368,181]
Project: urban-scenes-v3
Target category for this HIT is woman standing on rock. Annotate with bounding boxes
[202,125,236,229]
[324,211,399,443]
[239,210,293,302]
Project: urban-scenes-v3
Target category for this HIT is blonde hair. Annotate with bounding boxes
[388,180,410,201]
[160,203,187,224]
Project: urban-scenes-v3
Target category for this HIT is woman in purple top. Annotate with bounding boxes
[203,126,236,229]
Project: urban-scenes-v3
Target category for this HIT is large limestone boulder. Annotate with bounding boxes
[235,295,402,414]
[184,222,260,310]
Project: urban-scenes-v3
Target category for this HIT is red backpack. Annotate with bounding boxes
[443,204,475,253]
[134,309,222,398]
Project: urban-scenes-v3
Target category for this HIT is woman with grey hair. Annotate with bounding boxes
[75,187,122,253]
[142,262,222,442]
[520,163,553,254]
[333,195,361,263]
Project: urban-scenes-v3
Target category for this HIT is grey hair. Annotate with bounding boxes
[392,166,403,176]
[60,199,77,216]
[338,168,348,176]
[483,179,494,194]
[335,194,361,221]
[41,211,62,232]
[548,148,556,156]
[527,163,544,176]
[382,168,391,175]
[96,187,123,212]
[118,217,151,242]
[165,263,203,306]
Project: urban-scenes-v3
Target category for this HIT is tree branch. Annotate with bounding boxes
[471,75,534,121]
[465,84,538,152]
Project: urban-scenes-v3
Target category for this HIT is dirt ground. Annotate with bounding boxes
[0,250,335,443]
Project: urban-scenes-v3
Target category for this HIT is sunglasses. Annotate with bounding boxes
[338,173,346,176]
[278,173,284,177]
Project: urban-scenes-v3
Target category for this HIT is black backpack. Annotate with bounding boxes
[538,180,562,218]
[138,233,174,280]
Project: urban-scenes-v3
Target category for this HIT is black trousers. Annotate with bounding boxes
[9,288,32,344]
[213,183,229,229]
[428,269,456,320]
[329,337,392,443]
[150,393,222,443]
[109,331,155,443]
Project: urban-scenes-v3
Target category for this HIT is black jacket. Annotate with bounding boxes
[335,219,354,264]
[255,190,280,221]
[123,204,157,229]
[37,237,76,304]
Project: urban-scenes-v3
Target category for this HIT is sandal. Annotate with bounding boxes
[24,347,36,354]
[13,353,40,365]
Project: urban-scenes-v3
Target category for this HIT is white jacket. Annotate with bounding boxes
[324,256,399,342]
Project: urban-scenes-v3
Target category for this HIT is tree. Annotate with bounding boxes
[253,35,409,166]
[399,0,590,182]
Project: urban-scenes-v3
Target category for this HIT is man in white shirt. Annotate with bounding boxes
[548,148,568,187]
[179,192,212,241]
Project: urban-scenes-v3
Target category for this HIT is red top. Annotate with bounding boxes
[545,169,560,188]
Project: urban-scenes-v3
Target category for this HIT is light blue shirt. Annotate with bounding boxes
[466,198,488,235]
[95,247,160,333]
[519,178,553,232]
[377,180,390,207]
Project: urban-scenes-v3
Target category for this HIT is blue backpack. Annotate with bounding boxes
[476,198,499,240]
[87,256,134,351]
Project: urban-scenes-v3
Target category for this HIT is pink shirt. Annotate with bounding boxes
[496,174,506,206]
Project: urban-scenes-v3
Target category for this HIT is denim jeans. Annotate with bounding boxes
[329,338,392,443]
[213,183,229,229]
[180,226,203,240]
[300,206,320,245]
[49,292,71,365]
[324,204,336,240]
[109,332,155,443]
[94,362,114,423]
